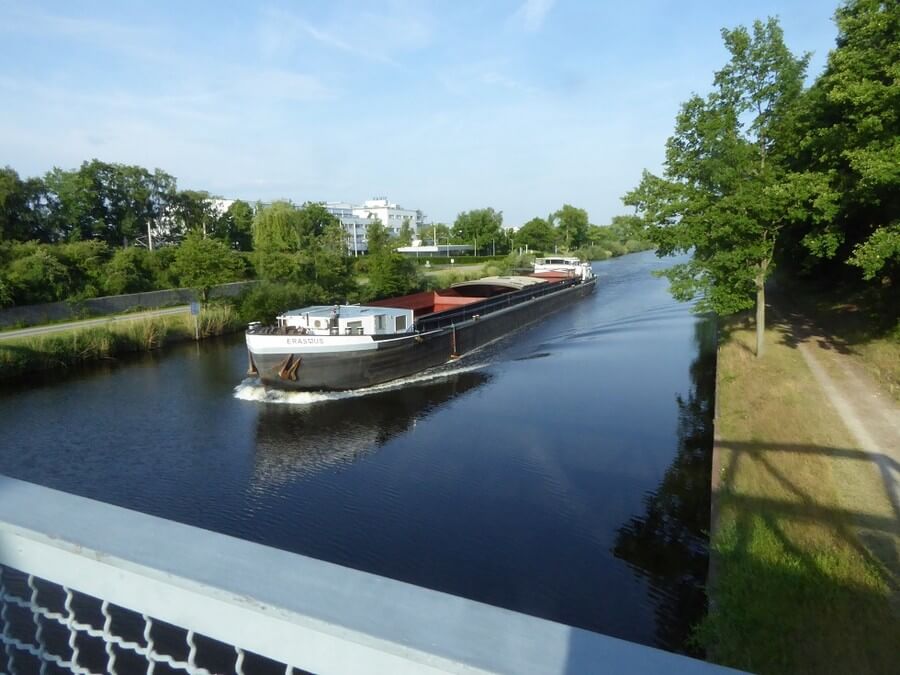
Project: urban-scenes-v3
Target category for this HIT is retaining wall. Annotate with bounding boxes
[0,281,257,329]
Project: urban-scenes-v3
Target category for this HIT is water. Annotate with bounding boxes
[0,251,715,654]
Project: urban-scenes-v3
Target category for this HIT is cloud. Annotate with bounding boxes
[256,4,433,66]
[514,0,557,32]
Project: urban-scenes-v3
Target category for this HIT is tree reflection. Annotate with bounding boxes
[613,317,717,655]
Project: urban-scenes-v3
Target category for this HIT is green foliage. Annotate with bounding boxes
[5,247,72,304]
[365,219,419,299]
[103,247,155,295]
[295,202,338,246]
[396,217,414,246]
[515,217,556,251]
[171,234,245,302]
[848,222,900,280]
[426,223,452,245]
[452,208,503,249]
[252,201,302,253]
[173,190,217,238]
[496,252,535,275]
[553,204,590,249]
[625,18,814,319]
[234,281,315,324]
[789,0,900,281]
[218,200,254,251]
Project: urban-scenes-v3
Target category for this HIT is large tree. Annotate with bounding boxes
[0,168,51,242]
[252,201,302,253]
[554,204,590,249]
[366,219,418,299]
[625,18,826,357]
[218,200,254,251]
[792,0,899,281]
[171,233,244,302]
[515,217,556,252]
[453,208,503,253]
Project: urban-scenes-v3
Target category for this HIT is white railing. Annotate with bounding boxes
[0,476,734,674]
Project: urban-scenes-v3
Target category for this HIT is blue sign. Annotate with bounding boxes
[190,302,201,316]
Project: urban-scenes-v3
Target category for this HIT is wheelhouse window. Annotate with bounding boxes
[395,315,407,332]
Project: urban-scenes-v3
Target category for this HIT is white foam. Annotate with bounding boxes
[233,362,487,406]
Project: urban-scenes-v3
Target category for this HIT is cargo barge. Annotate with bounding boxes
[245,258,596,391]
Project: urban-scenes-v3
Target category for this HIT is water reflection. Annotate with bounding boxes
[613,317,716,654]
[252,371,489,488]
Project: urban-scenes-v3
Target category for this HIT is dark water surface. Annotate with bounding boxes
[0,251,715,654]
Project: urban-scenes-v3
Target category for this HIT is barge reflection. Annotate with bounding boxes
[251,371,489,487]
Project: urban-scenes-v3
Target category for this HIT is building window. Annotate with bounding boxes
[395,315,407,332]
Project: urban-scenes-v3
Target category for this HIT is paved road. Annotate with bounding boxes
[0,306,190,341]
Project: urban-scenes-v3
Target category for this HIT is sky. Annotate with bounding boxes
[0,0,841,227]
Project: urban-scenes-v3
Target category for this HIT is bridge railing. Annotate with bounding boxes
[0,475,732,674]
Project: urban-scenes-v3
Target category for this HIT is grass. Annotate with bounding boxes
[703,314,899,674]
[0,303,242,380]
[777,281,900,400]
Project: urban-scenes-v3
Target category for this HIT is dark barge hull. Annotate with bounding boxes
[252,277,596,391]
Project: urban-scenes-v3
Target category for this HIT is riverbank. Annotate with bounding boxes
[703,306,899,673]
[0,304,242,380]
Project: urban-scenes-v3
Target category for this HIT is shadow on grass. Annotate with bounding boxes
[770,280,899,353]
[705,439,900,674]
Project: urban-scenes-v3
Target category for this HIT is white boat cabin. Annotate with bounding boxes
[533,257,594,280]
[276,305,415,337]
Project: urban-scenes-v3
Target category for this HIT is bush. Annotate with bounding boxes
[234,281,317,324]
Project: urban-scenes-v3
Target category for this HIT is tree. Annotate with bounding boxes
[0,168,51,242]
[366,219,418,299]
[396,217,414,246]
[218,200,254,251]
[792,0,900,282]
[311,221,357,301]
[5,246,72,304]
[295,202,338,247]
[428,223,452,246]
[515,217,556,252]
[252,201,302,254]
[103,247,155,295]
[554,204,590,249]
[453,208,503,253]
[172,189,219,239]
[625,18,821,357]
[57,240,110,298]
[608,215,646,242]
[171,234,244,302]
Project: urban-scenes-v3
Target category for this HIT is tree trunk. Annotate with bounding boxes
[755,274,766,358]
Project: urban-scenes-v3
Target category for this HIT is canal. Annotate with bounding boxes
[0,250,715,655]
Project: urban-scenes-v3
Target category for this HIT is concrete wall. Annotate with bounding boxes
[0,281,257,329]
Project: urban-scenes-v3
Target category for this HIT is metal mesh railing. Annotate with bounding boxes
[0,565,298,675]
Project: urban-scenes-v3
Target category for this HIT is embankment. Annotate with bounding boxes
[0,304,242,381]
[0,281,256,329]
[704,309,899,674]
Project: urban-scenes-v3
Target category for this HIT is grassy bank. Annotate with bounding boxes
[0,304,241,380]
[702,313,898,674]
[777,281,900,400]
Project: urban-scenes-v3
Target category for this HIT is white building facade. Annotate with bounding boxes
[325,197,427,255]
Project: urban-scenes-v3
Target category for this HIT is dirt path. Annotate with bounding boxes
[780,309,900,609]
[0,305,190,341]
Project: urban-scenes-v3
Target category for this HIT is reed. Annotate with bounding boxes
[0,305,241,380]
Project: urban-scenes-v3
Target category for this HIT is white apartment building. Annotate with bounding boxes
[323,201,371,255]
[325,198,427,255]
